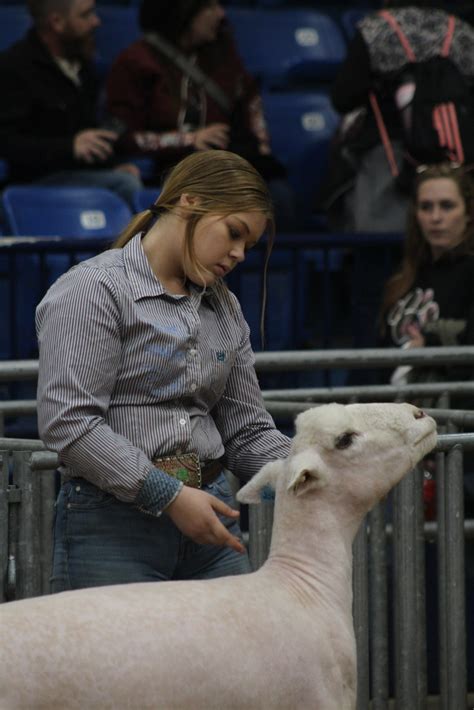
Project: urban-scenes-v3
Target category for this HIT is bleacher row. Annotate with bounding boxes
[0,3,374,220]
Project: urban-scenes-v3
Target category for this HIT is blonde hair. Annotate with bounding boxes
[113,150,275,343]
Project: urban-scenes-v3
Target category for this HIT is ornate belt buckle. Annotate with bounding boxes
[153,452,202,488]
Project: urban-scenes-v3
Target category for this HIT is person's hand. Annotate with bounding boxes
[165,485,246,554]
[192,123,230,150]
[405,323,425,348]
[73,129,118,163]
[113,163,141,177]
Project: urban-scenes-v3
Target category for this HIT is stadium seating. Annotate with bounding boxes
[262,90,339,215]
[3,186,132,238]
[0,6,31,52]
[132,187,161,213]
[225,8,346,88]
[95,5,141,76]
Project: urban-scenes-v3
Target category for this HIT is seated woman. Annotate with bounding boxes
[379,162,474,387]
[105,0,294,226]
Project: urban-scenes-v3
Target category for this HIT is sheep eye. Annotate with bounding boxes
[335,431,356,450]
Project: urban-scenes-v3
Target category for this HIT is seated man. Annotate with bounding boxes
[0,0,142,208]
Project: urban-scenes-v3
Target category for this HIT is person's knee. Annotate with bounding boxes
[109,171,143,208]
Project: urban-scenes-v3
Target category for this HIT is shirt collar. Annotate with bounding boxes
[122,232,218,303]
[123,232,167,300]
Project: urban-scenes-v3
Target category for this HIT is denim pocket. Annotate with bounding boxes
[208,472,234,502]
[65,478,115,510]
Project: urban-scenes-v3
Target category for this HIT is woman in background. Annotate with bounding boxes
[106,0,294,225]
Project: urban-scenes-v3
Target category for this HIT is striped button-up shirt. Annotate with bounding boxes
[36,233,290,511]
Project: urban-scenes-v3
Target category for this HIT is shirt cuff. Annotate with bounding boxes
[135,467,183,516]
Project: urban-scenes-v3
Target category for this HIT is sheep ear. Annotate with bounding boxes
[287,451,329,497]
[237,460,285,504]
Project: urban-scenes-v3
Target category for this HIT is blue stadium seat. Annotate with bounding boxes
[0,6,31,52]
[95,6,141,77]
[132,187,161,213]
[3,186,132,238]
[262,91,339,213]
[340,9,370,40]
[1,187,133,358]
[225,8,346,88]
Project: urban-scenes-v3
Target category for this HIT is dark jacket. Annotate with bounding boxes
[0,30,105,181]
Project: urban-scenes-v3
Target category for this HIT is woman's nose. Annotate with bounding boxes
[230,245,246,263]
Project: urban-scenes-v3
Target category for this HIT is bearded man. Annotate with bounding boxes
[0,0,142,206]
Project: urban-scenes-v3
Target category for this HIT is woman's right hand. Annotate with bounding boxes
[192,123,230,150]
[165,485,246,553]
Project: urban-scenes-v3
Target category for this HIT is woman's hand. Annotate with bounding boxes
[165,486,246,553]
[405,323,425,348]
[192,123,230,150]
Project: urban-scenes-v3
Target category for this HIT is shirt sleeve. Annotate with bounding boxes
[36,265,181,515]
[211,305,291,481]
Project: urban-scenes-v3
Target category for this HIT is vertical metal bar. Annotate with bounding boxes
[38,469,56,595]
[393,465,426,710]
[353,520,370,710]
[436,449,448,710]
[248,499,274,571]
[444,444,467,709]
[369,501,389,710]
[12,451,41,599]
[0,451,9,603]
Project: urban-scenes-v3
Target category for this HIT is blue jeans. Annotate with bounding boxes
[51,472,250,592]
[35,169,142,210]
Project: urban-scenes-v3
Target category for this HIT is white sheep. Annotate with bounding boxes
[0,402,437,710]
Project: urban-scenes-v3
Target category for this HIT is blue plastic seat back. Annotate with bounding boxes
[0,6,31,52]
[132,187,162,214]
[95,6,141,77]
[3,186,133,238]
[262,91,339,210]
[225,8,346,87]
[340,9,370,41]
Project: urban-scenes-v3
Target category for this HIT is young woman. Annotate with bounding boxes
[380,162,474,378]
[36,150,291,591]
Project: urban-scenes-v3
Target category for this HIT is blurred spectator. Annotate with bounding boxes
[106,0,295,227]
[319,0,474,232]
[0,0,142,208]
[379,163,474,385]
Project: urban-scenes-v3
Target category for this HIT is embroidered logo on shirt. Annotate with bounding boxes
[216,351,227,362]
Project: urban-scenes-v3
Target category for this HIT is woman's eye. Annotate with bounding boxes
[229,227,240,240]
[335,431,356,450]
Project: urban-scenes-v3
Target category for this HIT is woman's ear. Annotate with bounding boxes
[179,193,199,208]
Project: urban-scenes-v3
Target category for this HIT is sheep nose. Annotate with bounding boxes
[414,409,426,419]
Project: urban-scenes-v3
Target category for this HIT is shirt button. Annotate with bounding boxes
[189,348,197,357]
[190,383,197,392]
[179,418,187,426]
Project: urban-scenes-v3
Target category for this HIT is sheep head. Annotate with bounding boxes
[238,403,437,510]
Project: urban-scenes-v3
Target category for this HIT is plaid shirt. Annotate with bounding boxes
[36,233,290,512]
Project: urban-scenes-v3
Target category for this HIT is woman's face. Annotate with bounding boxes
[187,1,225,47]
[416,177,469,259]
[186,209,267,286]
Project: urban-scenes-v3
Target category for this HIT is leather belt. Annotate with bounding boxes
[152,452,224,489]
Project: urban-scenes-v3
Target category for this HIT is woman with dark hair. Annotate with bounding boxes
[320,0,474,232]
[106,0,294,225]
[379,162,474,381]
[36,149,291,592]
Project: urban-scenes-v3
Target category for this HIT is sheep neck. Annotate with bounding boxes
[263,492,361,612]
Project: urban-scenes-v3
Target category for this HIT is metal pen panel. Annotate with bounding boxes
[353,521,370,710]
[0,452,9,603]
[369,502,390,710]
[11,451,42,599]
[393,465,427,709]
